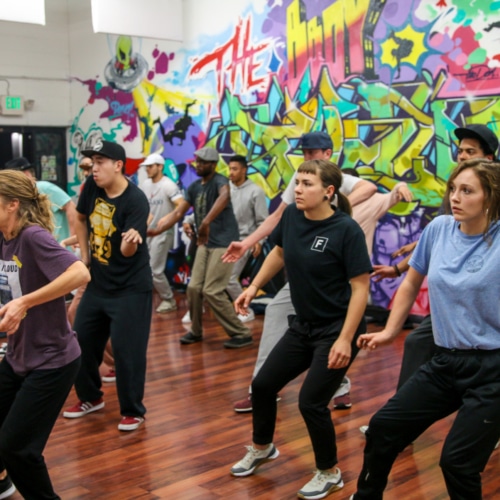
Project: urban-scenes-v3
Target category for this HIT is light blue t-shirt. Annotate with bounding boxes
[410,215,500,350]
[37,180,71,243]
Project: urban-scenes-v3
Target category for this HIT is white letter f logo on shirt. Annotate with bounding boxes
[311,236,328,252]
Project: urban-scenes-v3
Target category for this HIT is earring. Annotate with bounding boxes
[323,195,329,201]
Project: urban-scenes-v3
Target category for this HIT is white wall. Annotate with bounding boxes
[0,0,72,126]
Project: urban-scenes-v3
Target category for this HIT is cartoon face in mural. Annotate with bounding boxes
[104,35,148,92]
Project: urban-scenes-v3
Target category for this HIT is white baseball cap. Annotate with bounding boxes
[140,153,165,166]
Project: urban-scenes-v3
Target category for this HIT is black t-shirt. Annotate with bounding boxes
[77,176,152,296]
[272,204,372,324]
[185,173,239,248]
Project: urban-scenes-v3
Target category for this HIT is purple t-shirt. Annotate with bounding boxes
[0,225,81,375]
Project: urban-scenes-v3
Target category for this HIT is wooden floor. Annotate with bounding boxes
[18,294,500,499]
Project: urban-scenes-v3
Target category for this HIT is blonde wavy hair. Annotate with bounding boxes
[0,170,54,237]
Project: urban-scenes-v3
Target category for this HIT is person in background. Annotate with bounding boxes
[226,132,377,413]
[63,140,152,432]
[226,155,268,322]
[351,159,500,500]
[140,153,185,313]
[147,146,253,348]
[0,170,89,499]
[4,157,77,244]
[229,159,371,500]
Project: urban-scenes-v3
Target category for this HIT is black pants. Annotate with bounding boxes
[252,315,363,470]
[397,314,436,390]
[74,290,152,417]
[0,357,80,499]
[354,348,500,500]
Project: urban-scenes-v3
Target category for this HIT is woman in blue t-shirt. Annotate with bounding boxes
[0,170,89,500]
[229,160,372,500]
[352,159,500,500]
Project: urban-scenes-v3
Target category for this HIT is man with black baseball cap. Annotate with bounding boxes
[63,139,153,432]
[455,124,499,161]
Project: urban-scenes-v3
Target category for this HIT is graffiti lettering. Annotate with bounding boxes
[188,16,271,96]
[108,100,135,119]
[454,65,499,83]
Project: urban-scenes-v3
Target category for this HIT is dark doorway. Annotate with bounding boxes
[0,126,67,190]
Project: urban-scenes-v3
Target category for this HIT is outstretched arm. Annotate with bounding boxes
[222,201,287,262]
[358,267,425,350]
[347,179,377,207]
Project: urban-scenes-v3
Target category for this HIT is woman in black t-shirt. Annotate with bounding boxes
[229,160,372,500]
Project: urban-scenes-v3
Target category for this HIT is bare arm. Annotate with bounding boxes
[222,201,287,262]
[75,212,90,266]
[147,199,191,237]
[234,245,284,314]
[62,200,78,236]
[347,179,377,207]
[0,261,90,335]
[358,267,425,349]
[371,252,413,282]
[196,184,231,246]
[328,273,370,369]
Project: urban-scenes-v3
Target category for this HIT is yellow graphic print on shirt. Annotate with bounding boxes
[89,198,117,264]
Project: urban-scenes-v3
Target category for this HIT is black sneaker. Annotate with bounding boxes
[223,336,253,349]
[180,331,203,345]
[0,475,15,499]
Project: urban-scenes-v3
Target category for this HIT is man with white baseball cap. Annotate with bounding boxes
[140,153,185,313]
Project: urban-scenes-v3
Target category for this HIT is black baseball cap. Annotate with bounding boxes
[300,132,333,150]
[4,157,32,171]
[81,139,126,164]
[454,124,499,157]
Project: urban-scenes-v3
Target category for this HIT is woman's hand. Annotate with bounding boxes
[328,338,351,369]
[371,264,398,282]
[357,330,396,350]
[234,286,257,316]
[0,298,28,336]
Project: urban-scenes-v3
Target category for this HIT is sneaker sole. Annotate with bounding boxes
[63,402,105,418]
[333,403,352,409]
[180,337,203,345]
[223,340,253,349]
[297,479,344,500]
[234,406,253,413]
[0,483,15,500]
[102,377,116,383]
[118,419,144,431]
[230,448,280,477]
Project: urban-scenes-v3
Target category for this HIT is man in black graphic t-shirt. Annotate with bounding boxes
[63,140,152,432]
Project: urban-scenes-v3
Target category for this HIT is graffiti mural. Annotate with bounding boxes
[70,0,500,305]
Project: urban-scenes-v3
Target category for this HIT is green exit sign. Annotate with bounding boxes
[5,96,22,110]
[1,95,24,116]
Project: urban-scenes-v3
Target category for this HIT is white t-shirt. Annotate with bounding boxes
[140,177,183,235]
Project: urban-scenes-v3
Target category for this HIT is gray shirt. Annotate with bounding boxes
[230,179,268,241]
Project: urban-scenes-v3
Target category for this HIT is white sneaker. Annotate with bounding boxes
[156,298,177,313]
[230,444,279,477]
[297,468,344,499]
[238,309,255,323]
[360,425,368,435]
[181,311,191,323]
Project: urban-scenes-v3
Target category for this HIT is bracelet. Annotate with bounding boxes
[393,265,401,277]
[248,283,259,290]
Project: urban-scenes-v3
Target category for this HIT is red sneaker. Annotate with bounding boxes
[102,369,116,383]
[234,395,253,413]
[63,398,104,418]
[118,416,144,431]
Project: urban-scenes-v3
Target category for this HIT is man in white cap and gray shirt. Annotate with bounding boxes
[140,153,185,313]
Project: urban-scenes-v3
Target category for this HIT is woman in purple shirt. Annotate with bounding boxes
[0,170,89,500]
